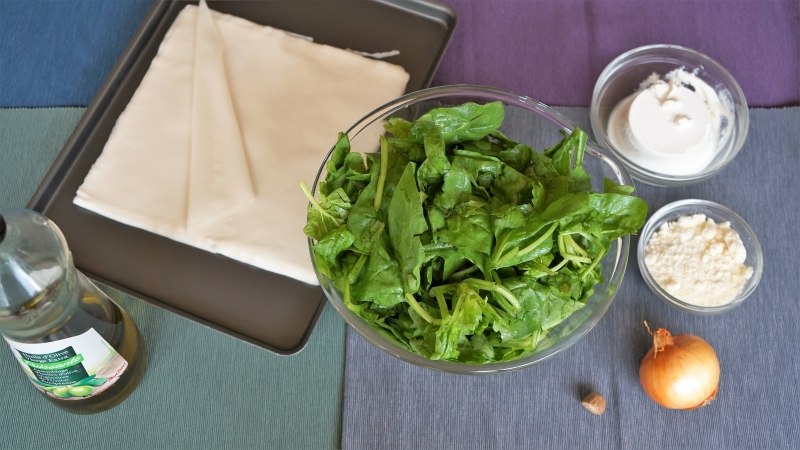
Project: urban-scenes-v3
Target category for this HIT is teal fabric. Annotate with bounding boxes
[0,108,85,208]
[0,108,345,449]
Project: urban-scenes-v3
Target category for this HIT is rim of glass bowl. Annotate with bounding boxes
[636,199,764,315]
[309,84,633,373]
[590,44,749,187]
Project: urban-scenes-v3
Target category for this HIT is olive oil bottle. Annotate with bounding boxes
[0,209,146,414]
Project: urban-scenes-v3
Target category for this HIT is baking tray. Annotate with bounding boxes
[28,0,456,355]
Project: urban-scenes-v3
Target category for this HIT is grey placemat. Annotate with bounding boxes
[0,107,345,449]
[341,107,800,449]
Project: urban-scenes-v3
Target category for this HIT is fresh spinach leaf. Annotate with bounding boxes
[387,162,428,295]
[304,103,648,364]
[413,101,504,144]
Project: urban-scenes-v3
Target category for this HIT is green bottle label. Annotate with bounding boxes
[4,329,128,400]
[17,347,89,385]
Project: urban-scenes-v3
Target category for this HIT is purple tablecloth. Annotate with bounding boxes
[433,0,800,107]
[1,1,797,108]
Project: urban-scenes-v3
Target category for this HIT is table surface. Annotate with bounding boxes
[1,1,799,449]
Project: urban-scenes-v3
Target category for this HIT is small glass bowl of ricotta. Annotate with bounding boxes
[637,199,763,315]
[590,44,749,186]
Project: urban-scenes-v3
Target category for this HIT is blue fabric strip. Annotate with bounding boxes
[0,0,152,107]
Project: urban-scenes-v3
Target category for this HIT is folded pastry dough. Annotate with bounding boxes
[74,1,409,285]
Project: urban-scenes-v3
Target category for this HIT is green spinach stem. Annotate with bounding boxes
[405,293,441,325]
[299,181,330,219]
[579,249,604,280]
[435,291,449,318]
[373,136,390,210]
[517,222,558,257]
[466,278,521,312]
[448,265,479,281]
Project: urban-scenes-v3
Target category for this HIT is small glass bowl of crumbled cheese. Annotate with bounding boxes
[590,44,749,186]
[637,199,763,314]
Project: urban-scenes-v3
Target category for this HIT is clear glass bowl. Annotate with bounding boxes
[637,199,763,315]
[590,44,749,186]
[309,85,635,373]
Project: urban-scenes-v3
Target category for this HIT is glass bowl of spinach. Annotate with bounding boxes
[304,85,648,373]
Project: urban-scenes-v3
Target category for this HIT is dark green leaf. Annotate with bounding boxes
[413,101,504,144]
[387,162,428,294]
[304,102,648,364]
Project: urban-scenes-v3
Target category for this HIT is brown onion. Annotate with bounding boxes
[639,322,720,410]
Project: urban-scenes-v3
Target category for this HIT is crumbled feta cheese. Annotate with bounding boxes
[644,213,753,307]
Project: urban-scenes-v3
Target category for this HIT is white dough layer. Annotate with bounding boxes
[74,1,410,285]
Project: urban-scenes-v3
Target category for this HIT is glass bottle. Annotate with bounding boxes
[0,209,146,414]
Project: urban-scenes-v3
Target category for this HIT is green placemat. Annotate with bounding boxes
[0,107,85,207]
[0,107,345,449]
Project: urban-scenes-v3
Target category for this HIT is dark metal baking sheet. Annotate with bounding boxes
[28,0,456,354]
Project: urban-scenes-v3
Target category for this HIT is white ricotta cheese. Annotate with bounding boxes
[607,68,733,176]
[643,213,753,307]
